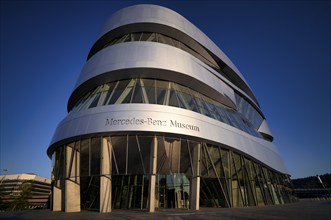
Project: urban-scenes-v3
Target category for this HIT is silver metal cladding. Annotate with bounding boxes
[48,4,287,176]
[49,104,287,173]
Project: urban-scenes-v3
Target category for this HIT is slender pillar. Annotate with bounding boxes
[148,136,158,212]
[52,182,62,211]
[100,137,112,213]
[190,142,201,210]
[65,145,81,212]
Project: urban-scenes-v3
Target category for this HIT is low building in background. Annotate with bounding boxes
[0,173,51,210]
[292,174,331,199]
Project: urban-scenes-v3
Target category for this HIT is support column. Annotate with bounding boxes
[148,136,158,212]
[100,137,112,213]
[190,142,201,210]
[65,145,81,212]
[52,182,62,211]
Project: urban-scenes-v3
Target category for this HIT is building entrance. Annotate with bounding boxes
[112,175,149,210]
[81,175,100,211]
[155,174,190,209]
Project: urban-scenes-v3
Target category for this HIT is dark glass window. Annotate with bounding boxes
[131,80,144,103]
[80,139,90,177]
[143,79,156,104]
[168,90,179,107]
[180,139,193,176]
[90,137,101,175]
[136,136,153,173]
[80,175,100,211]
[89,93,101,108]
[127,136,144,174]
[111,136,127,174]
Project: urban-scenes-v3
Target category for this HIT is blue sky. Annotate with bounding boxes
[0,0,330,179]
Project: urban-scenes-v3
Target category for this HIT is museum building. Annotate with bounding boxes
[47,4,294,213]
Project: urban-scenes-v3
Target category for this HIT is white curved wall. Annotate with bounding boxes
[50,104,287,173]
[97,4,248,85]
[74,42,238,107]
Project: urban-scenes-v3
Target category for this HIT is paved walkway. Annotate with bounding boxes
[0,199,330,220]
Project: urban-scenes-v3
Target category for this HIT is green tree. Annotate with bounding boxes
[9,180,33,211]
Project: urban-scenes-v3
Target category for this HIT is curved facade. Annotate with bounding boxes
[48,5,294,213]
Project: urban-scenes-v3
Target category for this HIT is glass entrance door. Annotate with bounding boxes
[112,175,149,210]
[155,174,190,209]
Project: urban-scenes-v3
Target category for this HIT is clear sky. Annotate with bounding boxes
[0,0,330,179]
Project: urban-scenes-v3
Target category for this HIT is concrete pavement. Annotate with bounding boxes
[0,199,330,220]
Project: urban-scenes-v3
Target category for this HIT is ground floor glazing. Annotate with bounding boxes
[50,134,295,212]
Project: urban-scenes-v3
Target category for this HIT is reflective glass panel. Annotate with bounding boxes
[80,139,90,177]
[127,136,144,174]
[111,136,127,174]
[69,78,264,139]
[90,137,101,175]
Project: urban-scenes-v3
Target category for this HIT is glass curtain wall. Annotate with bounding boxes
[199,143,293,207]
[87,31,257,99]
[70,78,263,138]
[51,135,294,211]
[155,137,194,209]
[96,32,219,70]
[109,135,152,210]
